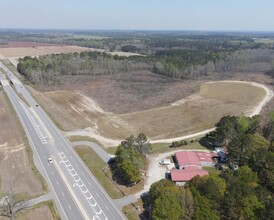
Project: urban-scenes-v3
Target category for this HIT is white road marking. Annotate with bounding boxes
[68,204,71,210]
[105,205,109,211]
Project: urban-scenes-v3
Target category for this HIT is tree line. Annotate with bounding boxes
[17,48,274,86]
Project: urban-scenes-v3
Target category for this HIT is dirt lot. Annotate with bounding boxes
[0,91,43,196]
[29,80,266,146]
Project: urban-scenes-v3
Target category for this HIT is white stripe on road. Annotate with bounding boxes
[53,160,90,220]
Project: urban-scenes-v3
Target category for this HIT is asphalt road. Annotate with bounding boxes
[0,61,125,220]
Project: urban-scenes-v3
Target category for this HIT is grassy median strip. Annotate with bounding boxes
[75,145,124,199]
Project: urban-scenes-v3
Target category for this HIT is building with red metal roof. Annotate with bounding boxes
[170,167,208,186]
[171,150,215,185]
[175,151,201,169]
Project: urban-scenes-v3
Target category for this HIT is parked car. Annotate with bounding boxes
[159,159,171,165]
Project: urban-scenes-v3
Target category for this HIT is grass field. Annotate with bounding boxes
[75,146,124,199]
[29,81,266,145]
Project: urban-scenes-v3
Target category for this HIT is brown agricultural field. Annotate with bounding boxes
[0,45,99,60]
[0,42,142,62]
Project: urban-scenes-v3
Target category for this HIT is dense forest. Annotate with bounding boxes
[146,115,274,220]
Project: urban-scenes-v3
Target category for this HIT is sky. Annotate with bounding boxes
[1,0,274,31]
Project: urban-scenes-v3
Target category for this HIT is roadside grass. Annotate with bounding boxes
[15,200,60,220]
[122,199,143,220]
[122,205,139,220]
[106,147,118,155]
[39,200,60,220]
[3,91,48,195]
[75,145,144,198]
[34,100,65,131]
[75,146,124,199]
[67,135,120,154]
[67,135,107,148]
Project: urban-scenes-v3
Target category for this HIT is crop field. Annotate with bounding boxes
[0,41,142,61]
[28,81,266,145]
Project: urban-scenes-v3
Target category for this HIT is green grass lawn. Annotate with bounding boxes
[151,138,207,154]
[75,146,124,199]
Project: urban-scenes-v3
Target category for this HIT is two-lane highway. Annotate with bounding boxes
[0,61,125,220]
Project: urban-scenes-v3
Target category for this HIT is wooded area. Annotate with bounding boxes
[17,48,274,86]
[14,31,274,86]
[147,115,274,220]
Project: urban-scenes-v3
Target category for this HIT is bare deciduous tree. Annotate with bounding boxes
[0,190,27,220]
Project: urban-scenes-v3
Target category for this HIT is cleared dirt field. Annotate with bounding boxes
[29,81,267,146]
[0,91,43,196]
[0,45,99,60]
[0,42,142,62]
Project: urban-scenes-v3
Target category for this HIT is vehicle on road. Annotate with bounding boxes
[48,157,53,163]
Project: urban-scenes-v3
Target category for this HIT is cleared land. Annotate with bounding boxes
[0,91,55,220]
[0,91,44,196]
[29,81,266,146]
[0,41,142,61]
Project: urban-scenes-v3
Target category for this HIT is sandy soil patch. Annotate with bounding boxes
[0,91,43,196]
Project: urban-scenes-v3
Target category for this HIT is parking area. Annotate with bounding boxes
[143,149,213,191]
